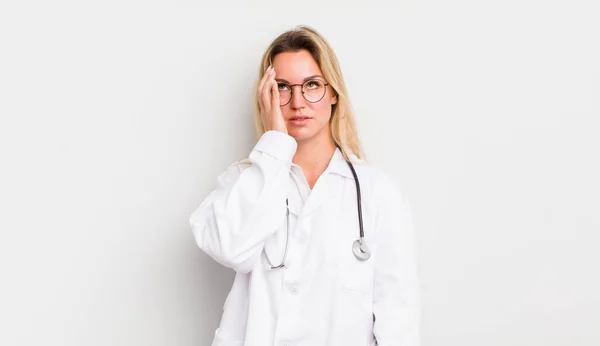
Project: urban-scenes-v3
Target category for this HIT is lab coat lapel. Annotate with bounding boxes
[299,148,354,217]
[298,174,331,218]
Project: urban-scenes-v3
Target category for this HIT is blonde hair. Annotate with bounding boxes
[254,25,363,161]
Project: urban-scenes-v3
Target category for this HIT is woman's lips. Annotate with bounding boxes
[289,116,311,126]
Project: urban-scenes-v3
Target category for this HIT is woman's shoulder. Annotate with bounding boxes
[351,159,408,203]
[214,158,253,183]
[351,159,396,186]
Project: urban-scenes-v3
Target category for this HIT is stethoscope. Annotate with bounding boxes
[268,158,371,269]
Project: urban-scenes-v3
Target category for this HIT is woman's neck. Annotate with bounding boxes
[292,132,336,189]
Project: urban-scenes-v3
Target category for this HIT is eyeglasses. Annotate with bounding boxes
[277,79,329,106]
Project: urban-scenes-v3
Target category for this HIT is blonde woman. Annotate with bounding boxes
[189,25,420,346]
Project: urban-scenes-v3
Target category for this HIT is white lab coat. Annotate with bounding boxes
[189,131,420,346]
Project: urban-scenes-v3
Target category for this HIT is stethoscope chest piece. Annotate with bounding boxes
[352,238,371,261]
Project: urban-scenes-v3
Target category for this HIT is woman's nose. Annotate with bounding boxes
[290,87,306,109]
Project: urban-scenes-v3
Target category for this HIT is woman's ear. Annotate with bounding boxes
[331,93,338,105]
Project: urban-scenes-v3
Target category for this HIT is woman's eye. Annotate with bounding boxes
[306,80,322,89]
[278,83,290,91]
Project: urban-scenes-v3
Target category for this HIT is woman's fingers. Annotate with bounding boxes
[270,74,280,110]
[261,67,275,114]
[257,66,285,133]
[257,66,271,111]
[261,85,271,115]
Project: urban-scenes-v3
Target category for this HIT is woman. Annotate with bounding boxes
[189,25,420,346]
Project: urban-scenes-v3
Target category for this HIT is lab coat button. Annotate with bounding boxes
[289,283,299,295]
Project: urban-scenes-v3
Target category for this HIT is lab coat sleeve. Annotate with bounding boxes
[189,130,297,274]
[372,180,421,346]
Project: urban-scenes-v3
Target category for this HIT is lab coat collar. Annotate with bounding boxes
[326,147,362,179]
[287,147,362,218]
[289,147,362,181]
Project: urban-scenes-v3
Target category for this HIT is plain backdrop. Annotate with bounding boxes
[1,1,599,345]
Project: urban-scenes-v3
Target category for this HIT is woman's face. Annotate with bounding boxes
[272,49,338,144]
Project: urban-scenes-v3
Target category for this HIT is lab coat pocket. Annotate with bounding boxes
[338,238,377,295]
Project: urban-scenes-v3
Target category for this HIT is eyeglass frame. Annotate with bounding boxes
[277,79,330,107]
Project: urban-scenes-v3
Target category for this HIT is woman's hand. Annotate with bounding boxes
[257,66,287,134]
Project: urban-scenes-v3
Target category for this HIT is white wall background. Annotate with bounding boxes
[1,1,598,345]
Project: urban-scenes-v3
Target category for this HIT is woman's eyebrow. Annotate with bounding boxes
[275,75,325,83]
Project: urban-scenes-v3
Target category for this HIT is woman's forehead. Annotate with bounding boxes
[273,50,323,82]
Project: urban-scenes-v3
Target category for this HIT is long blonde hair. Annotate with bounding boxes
[254,25,363,161]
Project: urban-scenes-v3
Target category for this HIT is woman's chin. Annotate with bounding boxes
[287,128,314,142]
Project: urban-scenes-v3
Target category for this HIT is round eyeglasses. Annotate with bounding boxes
[278,79,329,106]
